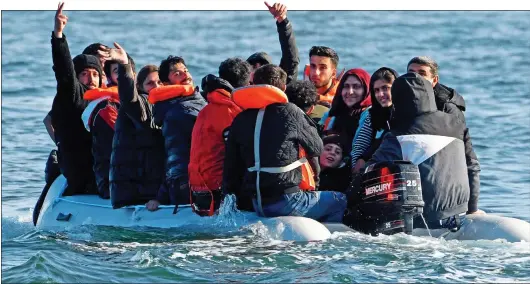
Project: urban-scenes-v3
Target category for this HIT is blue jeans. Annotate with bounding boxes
[253,191,347,222]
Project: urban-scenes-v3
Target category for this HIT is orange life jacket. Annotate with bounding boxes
[232,85,315,192]
[83,86,119,102]
[82,86,120,132]
[147,84,196,104]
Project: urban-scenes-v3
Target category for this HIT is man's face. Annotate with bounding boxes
[78,68,99,89]
[407,63,438,87]
[309,55,336,88]
[168,63,193,86]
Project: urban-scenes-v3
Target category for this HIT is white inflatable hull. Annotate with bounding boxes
[37,175,530,243]
[36,175,333,242]
[325,216,530,243]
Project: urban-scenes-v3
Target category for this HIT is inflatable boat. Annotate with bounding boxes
[35,173,530,243]
[35,175,334,242]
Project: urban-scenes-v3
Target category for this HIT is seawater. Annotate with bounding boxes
[2,10,530,283]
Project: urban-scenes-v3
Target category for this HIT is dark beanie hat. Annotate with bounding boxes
[247,52,273,67]
[322,134,347,152]
[73,54,103,88]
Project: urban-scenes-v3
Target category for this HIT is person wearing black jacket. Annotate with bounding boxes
[98,44,166,208]
[246,2,299,85]
[359,73,483,230]
[222,64,347,222]
[50,2,99,196]
[407,56,482,215]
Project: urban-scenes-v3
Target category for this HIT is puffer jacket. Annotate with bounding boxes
[109,64,166,208]
[151,85,207,205]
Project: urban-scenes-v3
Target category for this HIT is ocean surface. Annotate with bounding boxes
[2,10,530,283]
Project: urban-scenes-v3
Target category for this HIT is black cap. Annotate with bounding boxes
[246,52,273,67]
[72,54,103,88]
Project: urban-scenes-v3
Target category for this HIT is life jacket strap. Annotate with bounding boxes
[81,96,110,132]
[248,157,307,173]
[252,109,266,217]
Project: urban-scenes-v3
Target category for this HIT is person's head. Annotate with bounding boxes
[252,64,287,91]
[330,68,371,112]
[82,42,108,66]
[309,46,339,88]
[82,43,108,85]
[73,54,103,90]
[137,64,162,95]
[406,56,439,87]
[246,52,273,84]
[104,54,136,86]
[320,134,346,169]
[284,80,318,114]
[390,72,437,128]
[159,55,193,86]
[218,57,252,88]
[370,67,399,108]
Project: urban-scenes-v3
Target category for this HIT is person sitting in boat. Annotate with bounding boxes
[246,2,299,85]
[145,56,207,211]
[407,56,482,215]
[98,44,167,209]
[49,2,100,196]
[306,46,342,108]
[352,73,483,232]
[318,134,351,193]
[319,68,372,153]
[187,58,251,216]
[222,64,347,222]
[285,80,344,190]
[351,67,399,174]
[78,44,128,199]
[284,80,322,126]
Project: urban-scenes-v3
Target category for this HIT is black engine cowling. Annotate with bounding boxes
[355,160,424,235]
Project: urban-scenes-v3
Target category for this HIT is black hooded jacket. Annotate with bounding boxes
[50,33,101,195]
[109,64,166,208]
[433,83,480,213]
[366,73,471,221]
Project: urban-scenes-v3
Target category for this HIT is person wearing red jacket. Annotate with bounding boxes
[188,58,252,216]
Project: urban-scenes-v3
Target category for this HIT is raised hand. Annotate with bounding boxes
[54,2,68,38]
[97,42,129,65]
[264,2,287,23]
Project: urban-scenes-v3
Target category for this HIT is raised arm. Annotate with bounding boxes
[265,2,299,84]
[51,2,81,104]
[102,42,149,124]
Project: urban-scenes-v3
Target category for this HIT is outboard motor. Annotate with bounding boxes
[356,160,424,235]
